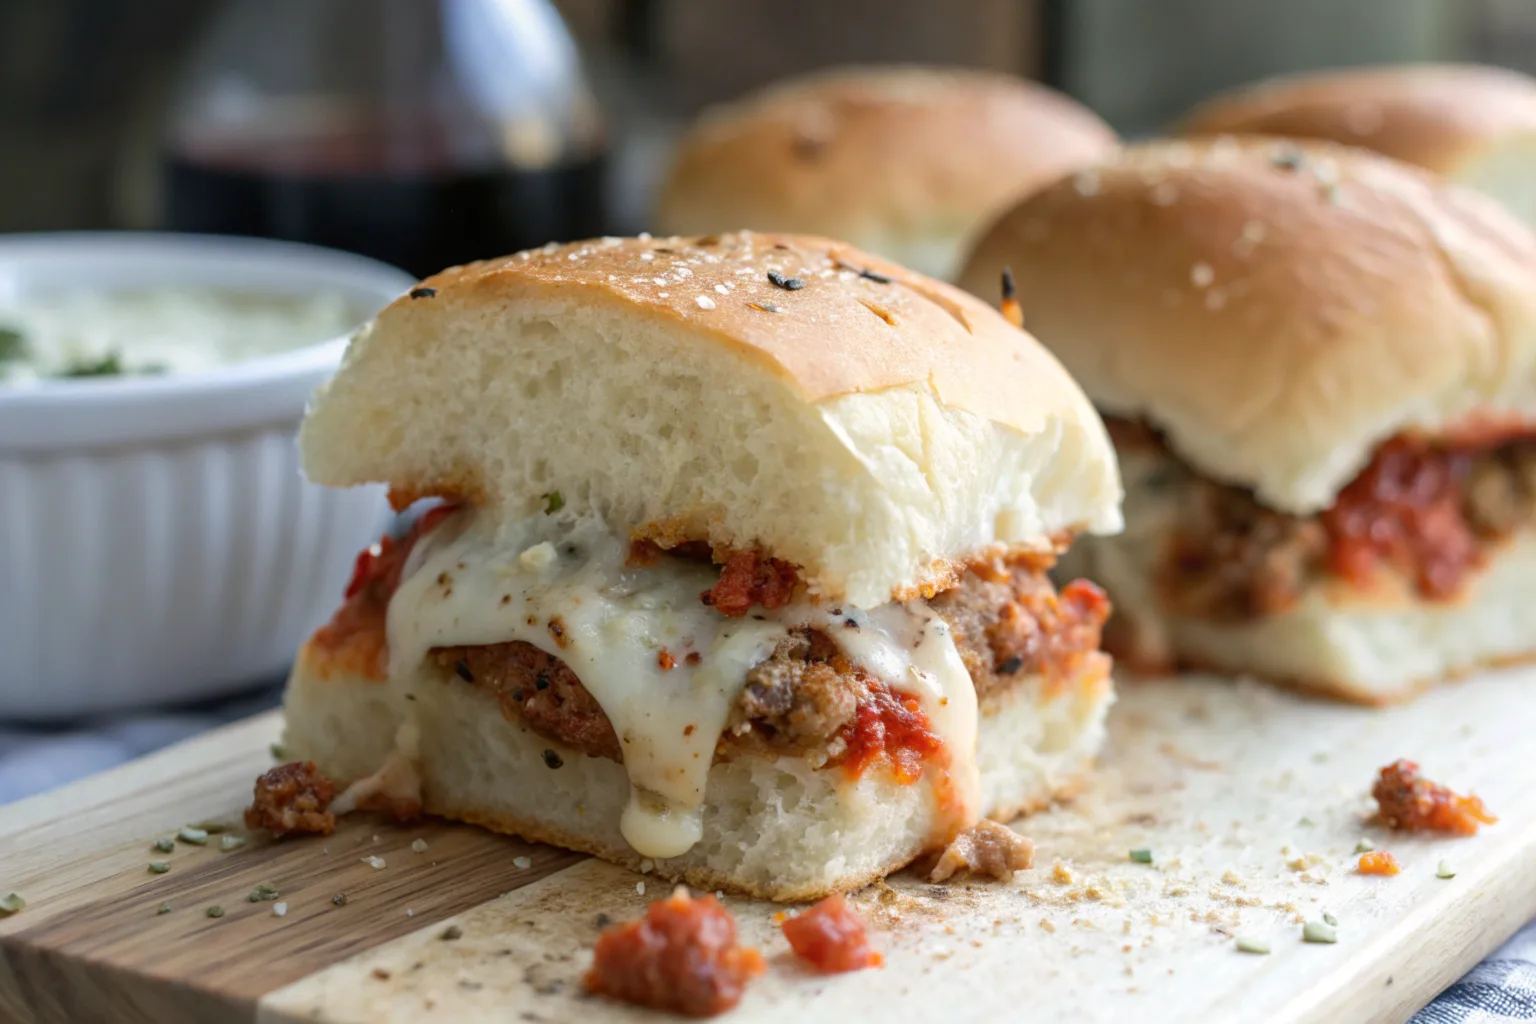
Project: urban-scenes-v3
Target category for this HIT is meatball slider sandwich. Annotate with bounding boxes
[280,232,1123,900]
[958,138,1536,703]
[655,66,1117,281]
[1179,64,1536,227]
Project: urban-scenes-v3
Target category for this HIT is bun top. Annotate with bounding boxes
[956,138,1536,514]
[1179,64,1536,179]
[302,232,1122,607]
[653,66,1118,281]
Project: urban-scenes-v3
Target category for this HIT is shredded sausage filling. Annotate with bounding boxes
[1114,419,1536,620]
[310,519,1110,778]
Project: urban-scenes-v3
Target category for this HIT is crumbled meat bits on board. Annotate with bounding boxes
[585,888,765,1017]
[1373,759,1497,835]
[244,761,337,838]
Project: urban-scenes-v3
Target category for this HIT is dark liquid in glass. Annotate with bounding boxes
[162,133,608,277]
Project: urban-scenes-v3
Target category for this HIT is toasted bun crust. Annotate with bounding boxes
[1179,64,1536,224]
[654,66,1118,281]
[302,232,1122,607]
[957,138,1536,514]
[281,641,1112,900]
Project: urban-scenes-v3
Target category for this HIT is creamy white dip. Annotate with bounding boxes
[0,288,357,384]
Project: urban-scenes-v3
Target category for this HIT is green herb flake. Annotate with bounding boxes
[331,893,348,907]
[148,862,170,875]
[542,491,565,515]
[153,838,175,853]
[1296,816,1315,828]
[0,326,26,362]
[1323,912,1338,927]
[177,826,209,846]
[1354,837,1375,854]
[219,835,247,853]
[1436,860,1456,880]
[269,742,289,761]
[156,903,173,916]
[205,905,225,919]
[59,352,124,378]
[189,821,230,835]
[1129,848,1153,864]
[0,893,25,916]
[1235,935,1270,955]
[1302,920,1337,944]
[247,884,280,903]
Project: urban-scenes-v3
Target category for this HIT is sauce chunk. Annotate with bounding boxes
[781,893,882,973]
[586,889,765,1017]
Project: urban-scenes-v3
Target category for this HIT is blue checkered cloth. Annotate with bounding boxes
[0,693,1532,1020]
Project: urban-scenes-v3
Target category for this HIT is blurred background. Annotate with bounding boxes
[2,0,1535,271]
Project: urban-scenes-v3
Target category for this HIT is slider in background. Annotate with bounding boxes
[1178,63,1536,227]
[957,137,1536,703]
[652,66,1117,281]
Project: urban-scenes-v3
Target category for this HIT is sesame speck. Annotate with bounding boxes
[1150,182,1179,206]
[636,881,646,896]
[1190,262,1215,288]
[513,856,533,869]
[272,901,288,917]
[411,838,429,854]
[361,855,387,870]
[1073,171,1101,196]
[695,295,716,310]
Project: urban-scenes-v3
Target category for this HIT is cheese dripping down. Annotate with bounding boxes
[386,509,980,860]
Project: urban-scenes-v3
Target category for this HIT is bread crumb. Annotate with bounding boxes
[1051,862,1074,885]
[361,855,386,870]
[411,838,428,854]
[272,902,288,917]
[513,856,532,870]
[636,881,646,896]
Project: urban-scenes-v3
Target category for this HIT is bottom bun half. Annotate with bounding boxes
[281,647,1113,901]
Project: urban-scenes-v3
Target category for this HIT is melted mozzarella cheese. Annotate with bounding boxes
[386,509,980,859]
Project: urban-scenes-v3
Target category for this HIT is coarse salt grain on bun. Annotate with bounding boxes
[653,66,1118,282]
[1178,63,1536,226]
[958,137,1536,516]
[303,231,1123,609]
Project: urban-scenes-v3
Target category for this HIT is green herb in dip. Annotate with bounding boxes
[0,288,356,385]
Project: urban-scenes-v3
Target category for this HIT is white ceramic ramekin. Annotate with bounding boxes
[0,233,416,721]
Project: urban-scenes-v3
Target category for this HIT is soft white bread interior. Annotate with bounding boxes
[281,645,1112,901]
[957,138,1536,516]
[302,232,1122,608]
[654,67,1118,281]
[1178,63,1536,227]
[1059,446,1536,703]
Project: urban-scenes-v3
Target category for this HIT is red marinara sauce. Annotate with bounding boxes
[310,503,458,676]
[585,889,766,1017]
[781,893,883,973]
[838,682,945,784]
[1319,439,1479,599]
[1372,759,1497,836]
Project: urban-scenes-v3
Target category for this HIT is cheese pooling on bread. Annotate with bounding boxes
[388,508,978,858]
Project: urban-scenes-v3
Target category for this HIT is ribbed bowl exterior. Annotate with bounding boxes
[0,428,386,720]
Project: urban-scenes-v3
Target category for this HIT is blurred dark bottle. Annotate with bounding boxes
[160,0,608,277]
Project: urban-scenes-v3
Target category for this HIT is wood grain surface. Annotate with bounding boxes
[4,670,1535,1023]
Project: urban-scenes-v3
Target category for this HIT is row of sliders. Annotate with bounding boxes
[236,60,1535,1016]
[657,61,1536,703]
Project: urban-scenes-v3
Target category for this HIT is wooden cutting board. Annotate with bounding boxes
[3,669,1535,1024]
